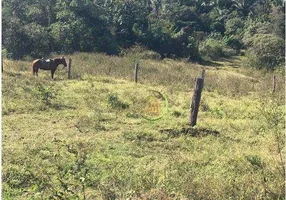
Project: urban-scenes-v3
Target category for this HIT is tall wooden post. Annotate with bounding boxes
[190,77,204,127]
[68,58,72,79]
[201,68,205,79]
[134,63,139,83]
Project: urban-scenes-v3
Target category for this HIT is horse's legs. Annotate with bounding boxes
[33,66,38,76]
[51,69,55,80]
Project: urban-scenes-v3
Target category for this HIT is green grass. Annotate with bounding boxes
[2,53,285,199]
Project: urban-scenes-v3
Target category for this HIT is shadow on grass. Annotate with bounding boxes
[159,127,219,137]
[51,103,77,110]
[198,59,223,67]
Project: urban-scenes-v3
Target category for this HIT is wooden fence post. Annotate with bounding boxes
[134,63,139,83]
[68,58,72,79]
[272,74,276,93]
[190,77,204,127]
[201,68,205,79]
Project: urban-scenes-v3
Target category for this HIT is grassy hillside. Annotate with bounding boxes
[2,53,285,199]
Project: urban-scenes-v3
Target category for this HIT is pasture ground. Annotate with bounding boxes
[2,53,285,199]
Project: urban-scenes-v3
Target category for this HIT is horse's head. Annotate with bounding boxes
[61,56,67,68]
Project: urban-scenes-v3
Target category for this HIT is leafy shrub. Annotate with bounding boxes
[246,34,284,69]
[2,48,9,58]
[108,94,129,109]
[269,6,285,38]
[245,155,263,170]
[242,21,273,46]
[199,38,226,60]
[210,21,225,33]
[141,51,162,60]
[224,35,244,50]
[145,20,201,60]
[225,17,244,36]
[186,36,201,61]
[40,141,90,199]
[4,165,34,188]
[121,45,161,60]
[144,19,173,57]
[34,83,57,105]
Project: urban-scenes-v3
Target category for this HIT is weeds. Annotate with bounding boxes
[33,83,57,106]
[258,94,285,180]
[108,93,129,109]
[20,140,91,199]
[76,114,106,133]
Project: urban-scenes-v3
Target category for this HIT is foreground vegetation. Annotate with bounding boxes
[2,53,285,199]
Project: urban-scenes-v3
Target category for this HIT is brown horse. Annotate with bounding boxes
[32,56,67,79]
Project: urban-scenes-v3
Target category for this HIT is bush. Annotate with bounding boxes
[210,21,225,33]
[141,51,162,60]
[223,35,244,50]
[199,38,226,60]
[246,34,284,69]
[242,21,273,46]
[108,94,129,109]
[121,45,161,60]
[2,48,9,58]
[186,36,201,61]
[225,17,244,36]
[33,83,57,106]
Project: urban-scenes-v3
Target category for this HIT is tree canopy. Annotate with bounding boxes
[2,0,285,68]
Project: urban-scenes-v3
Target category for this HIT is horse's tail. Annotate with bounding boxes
[32,59,40,66]
[32,59,40,74]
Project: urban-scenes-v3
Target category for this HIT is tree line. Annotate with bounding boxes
[2,0,285,69]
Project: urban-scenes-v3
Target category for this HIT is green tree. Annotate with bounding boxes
[111,0,151,47]
[231,0,257,16]
[269,6,285,39]
[2,0,283,63]
[23,23,51,58]
[50,0,118,54]
[2,0,29,58]
[25,0,57,26]
[225,17,244,36]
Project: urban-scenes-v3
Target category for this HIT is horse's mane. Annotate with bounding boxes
[53,57,63,63]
